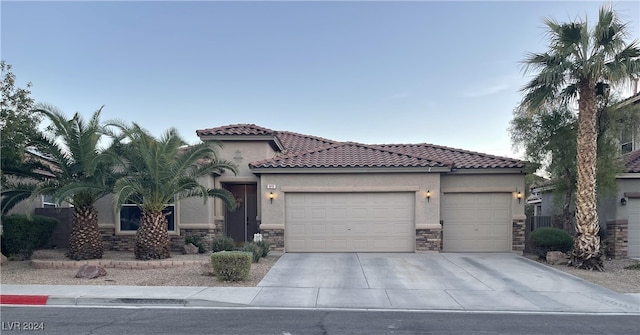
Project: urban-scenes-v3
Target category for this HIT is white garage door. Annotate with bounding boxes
[442,193,511,252]
[285,192,415,252]
[628,198,640,258]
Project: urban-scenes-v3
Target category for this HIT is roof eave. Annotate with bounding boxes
[446,167,526,175]
[250,166,452,174]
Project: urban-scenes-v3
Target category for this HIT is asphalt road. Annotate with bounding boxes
[1,307,638,335]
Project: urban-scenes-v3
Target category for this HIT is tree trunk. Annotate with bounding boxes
[67,205,104,260]
[571,83,603,271]
[134,211,171,260]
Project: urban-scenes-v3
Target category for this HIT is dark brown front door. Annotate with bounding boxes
[224,184,258,243]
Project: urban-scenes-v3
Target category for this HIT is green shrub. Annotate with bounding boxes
[255,239,270,257]
[210,251,252,281]
[0,215,57,260]
[211,236,235,252]
[530,227,573,257]
[185,235,206,253]
[241,242,262,263]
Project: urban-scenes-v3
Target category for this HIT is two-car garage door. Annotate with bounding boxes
[442,193,512,252]
[285,192,415,252]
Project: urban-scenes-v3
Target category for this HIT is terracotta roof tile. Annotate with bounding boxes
[623,149,640,173]
[275,131,336,154]
[249,142,451,169]
[196,124,276,136]
[197,124,525,170]
[373,144,524,169]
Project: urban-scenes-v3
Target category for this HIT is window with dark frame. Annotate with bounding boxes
[120,201,175,232]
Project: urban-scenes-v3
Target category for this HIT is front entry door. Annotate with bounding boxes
[225,184,258,243]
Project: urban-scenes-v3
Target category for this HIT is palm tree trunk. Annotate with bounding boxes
[572,83,603,270]
[134,211,171,260]
[67,205,104,260]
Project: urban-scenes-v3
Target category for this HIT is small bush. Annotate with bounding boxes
[241,242,262,263]
[255,239,270,257]
[211,236,235,252]
[210,251,252,281]
[185,235,206,253]
[531,227,573,257]
[0,215,58,260]
[624,263,640,270]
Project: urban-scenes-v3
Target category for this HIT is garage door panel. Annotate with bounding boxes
[285,192,415,252]
[443,193,511,252]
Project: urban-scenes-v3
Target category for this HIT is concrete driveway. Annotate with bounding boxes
[256,253,640,312]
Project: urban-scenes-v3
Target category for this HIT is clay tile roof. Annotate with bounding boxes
[373,144,525,169]
[196,124,276,136]
[275,131,336,154]
[249,142,451,169]
[623,149,640,173]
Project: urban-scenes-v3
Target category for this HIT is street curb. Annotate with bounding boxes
[0,295,49,305]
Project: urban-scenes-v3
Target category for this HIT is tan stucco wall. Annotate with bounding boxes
[258,173,441,229]
[440,173,526,220]
[209,140,278,177]
[601,177,640,223]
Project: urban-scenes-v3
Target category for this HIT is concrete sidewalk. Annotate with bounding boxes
[1,283,639,314]
[1,253,639,314]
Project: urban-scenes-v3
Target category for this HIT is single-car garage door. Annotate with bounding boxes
[442,193,511,252]
[285,192,415,252]
[628,198,640,258]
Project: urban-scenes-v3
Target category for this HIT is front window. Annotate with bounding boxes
[42,194,57,208]
[120,201,175,232]
[621,127,634,154]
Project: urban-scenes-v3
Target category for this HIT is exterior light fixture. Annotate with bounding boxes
[426,190,431,203]
[621,198,627,206]
[269,192,274,204]
[517,191,522,203]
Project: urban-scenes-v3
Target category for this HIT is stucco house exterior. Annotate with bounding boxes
[91,124,527,254]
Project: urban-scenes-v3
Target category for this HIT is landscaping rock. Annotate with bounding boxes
[1,253,8,266]
[183,243,199,255]
[75,264,107,279]
[546,251,570,265]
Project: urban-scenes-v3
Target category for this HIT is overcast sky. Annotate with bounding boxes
[2,1,638,158]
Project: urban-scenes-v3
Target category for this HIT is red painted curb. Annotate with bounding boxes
[0,295,49,305]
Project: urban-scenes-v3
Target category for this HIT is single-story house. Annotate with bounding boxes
[91,124,527,253]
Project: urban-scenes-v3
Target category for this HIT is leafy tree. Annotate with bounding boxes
[520,5,640,270]
[110,123,237,260]
[0,61,41,203]
[3,105,121,260]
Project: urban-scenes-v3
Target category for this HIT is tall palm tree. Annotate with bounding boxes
[521,5,640,270]
[3,105,120,260]
[111,123,237,260]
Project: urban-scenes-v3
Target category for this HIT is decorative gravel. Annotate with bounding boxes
[0,249,279,287]
[524,254,640,294]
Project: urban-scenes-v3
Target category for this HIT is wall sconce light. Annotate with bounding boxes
[269,192,274,204]
[621,197,627,206]
[516,191,522,203]
[426,190,431,203]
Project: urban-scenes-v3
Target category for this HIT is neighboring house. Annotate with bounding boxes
[527,92,640,259]
[92,124,526,254]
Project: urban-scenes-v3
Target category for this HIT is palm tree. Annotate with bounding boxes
[111,123,237,260]
[3,105,120,260]
[521,5,640,270]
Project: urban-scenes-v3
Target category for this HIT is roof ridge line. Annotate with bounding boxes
[375,142,522,162]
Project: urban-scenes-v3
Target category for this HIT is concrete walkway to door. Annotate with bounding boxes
[255,253,640,313]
